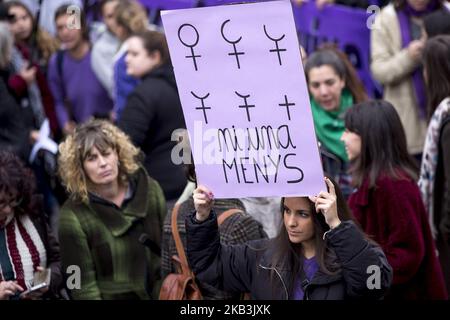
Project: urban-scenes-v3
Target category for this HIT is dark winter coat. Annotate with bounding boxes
[0,73,31,161]
[434,118,450,294]
[186,212,393,300]
[28,199,63,298]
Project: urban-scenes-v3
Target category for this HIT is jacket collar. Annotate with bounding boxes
[352,171,413,207]
[87,168,149,237]
[258,244,344,295]
[142,64,177,89]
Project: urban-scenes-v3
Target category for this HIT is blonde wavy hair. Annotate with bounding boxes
[58,119,140,203]
[36,29,59,62]
[114,0,148,37]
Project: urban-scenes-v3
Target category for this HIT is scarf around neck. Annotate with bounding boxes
[419,97,450,238]
[310,88,354,162]
[396,0,439,119]
[0,214,47,289]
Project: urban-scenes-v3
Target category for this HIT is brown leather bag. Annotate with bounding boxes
[159,205,242,300]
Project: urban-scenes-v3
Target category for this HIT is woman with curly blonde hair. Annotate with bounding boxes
[57,119,166,300]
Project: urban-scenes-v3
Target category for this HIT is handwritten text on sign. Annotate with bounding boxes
[162,0,324,198]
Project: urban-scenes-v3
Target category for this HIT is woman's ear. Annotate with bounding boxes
[149,50,162,64]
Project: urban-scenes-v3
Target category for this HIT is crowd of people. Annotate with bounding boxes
[0,0,450,300]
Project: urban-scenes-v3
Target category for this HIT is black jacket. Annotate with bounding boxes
[118,64,187,201]
[29,204,63,298]
[434,117,450,293]
[186,212,393,300]
[0,74,31,161]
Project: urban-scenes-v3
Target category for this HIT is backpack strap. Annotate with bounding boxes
[217,209,242,226]
[171,203,193,277]
[56,49,75,121]
[171,206,242,276]
[56,49,64,81]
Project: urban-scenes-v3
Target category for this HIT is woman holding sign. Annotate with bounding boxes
[342,100,448,299]
[185,178,392,300]
[305,47,367,198]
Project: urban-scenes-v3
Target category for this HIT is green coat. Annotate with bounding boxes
[59,168,166,300]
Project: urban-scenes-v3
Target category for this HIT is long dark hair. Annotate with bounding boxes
[344,100,419,188]
[269,177,356,295]
[423,35,450,120]
[0,151,40,217]
[305,46,368,104]
[424,8,450,38]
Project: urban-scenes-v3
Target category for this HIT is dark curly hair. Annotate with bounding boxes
[0,151,39,216]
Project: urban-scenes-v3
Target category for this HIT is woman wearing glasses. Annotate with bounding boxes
[0,151,62,300]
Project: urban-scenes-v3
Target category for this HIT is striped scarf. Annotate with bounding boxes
[419,97,450,238]
[0,215,47,289]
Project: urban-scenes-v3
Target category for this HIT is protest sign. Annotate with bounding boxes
[162,0,325,198]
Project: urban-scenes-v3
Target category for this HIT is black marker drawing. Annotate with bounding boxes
[221,19,245,69]
[235,91,255,122]
[263,25,287,66]
[191,91,211,124]
[178,24,201,71]
[278,94,295,121]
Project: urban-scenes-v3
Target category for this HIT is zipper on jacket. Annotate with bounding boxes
[301,278,310,300]
[304,283,311,300]
[259,264,289,300]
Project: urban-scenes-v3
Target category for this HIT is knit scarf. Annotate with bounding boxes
[0,215,47,290]
[419,97,450,238]
[310,88,354,162]
[397,0,438,119]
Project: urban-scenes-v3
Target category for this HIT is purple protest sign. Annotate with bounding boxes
[293,2,383,98]
[201,0,271,7]
[162,0,325,198]
[139,0,199,25]
[139,0,199,10]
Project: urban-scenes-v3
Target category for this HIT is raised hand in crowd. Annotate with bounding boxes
[308,177,341,229]
[408,39,425,61]
[186,177,392,300]
[63,121,76,136]
[193,185,215,222]
[18,66,37,85]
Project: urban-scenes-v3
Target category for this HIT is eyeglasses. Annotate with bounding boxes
[0,198,22,211]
